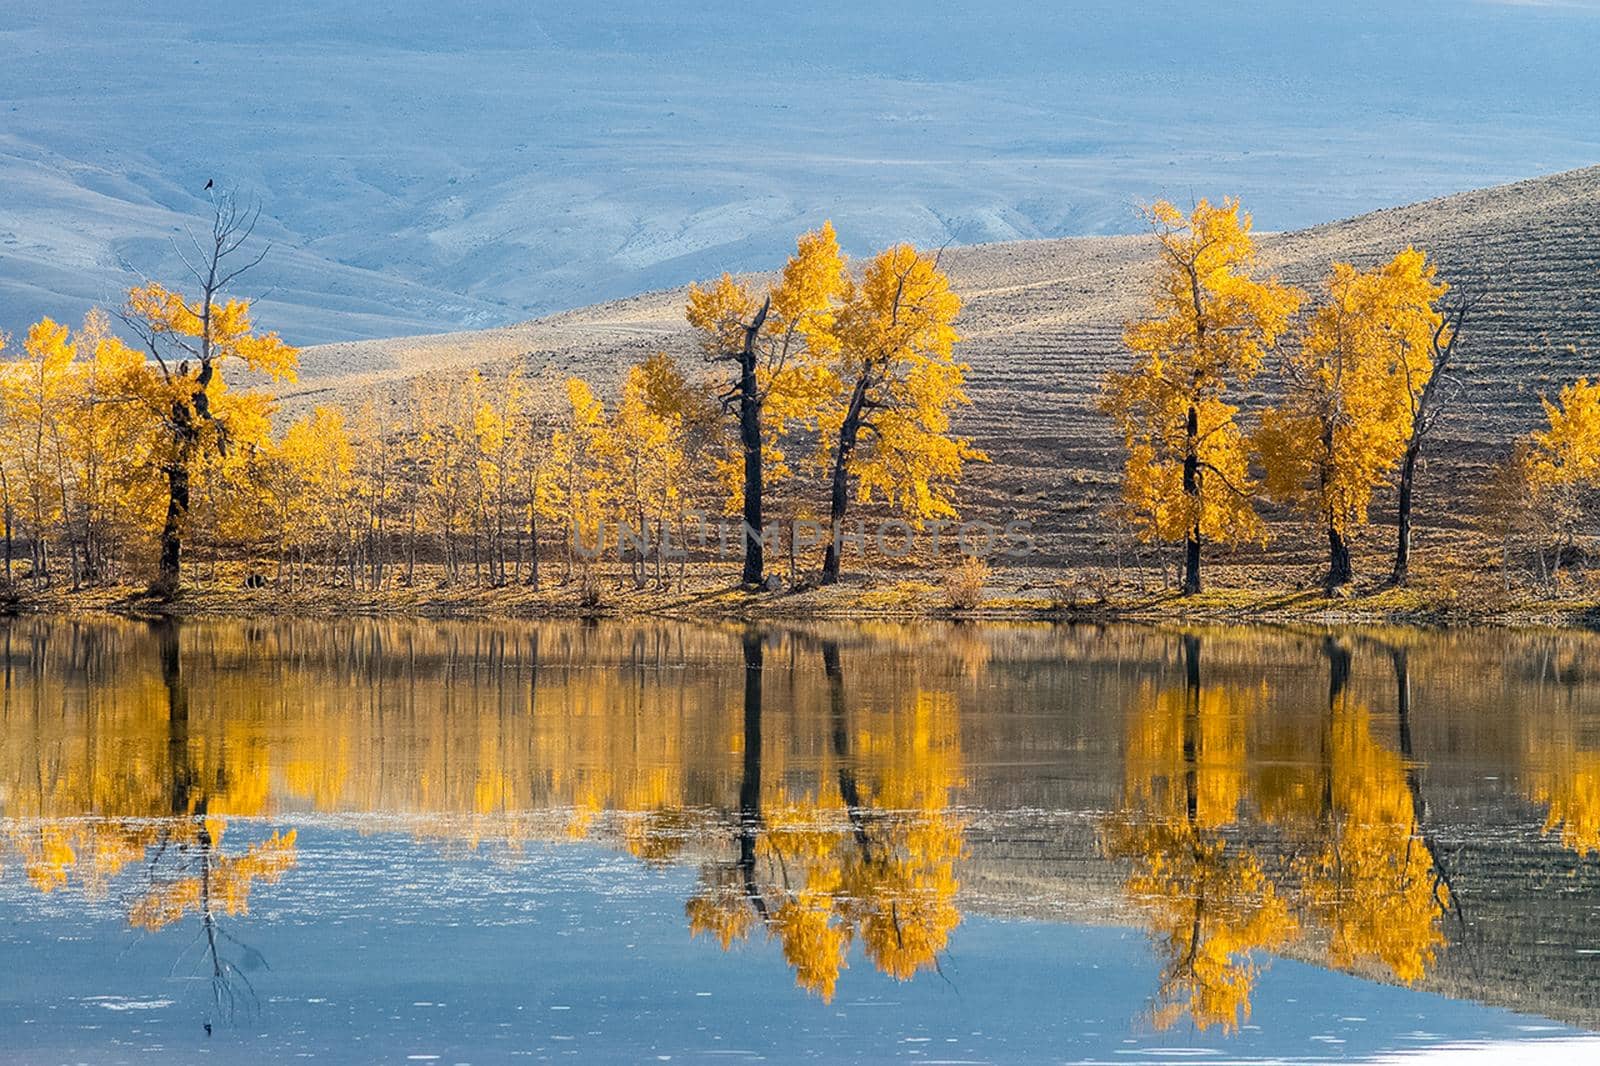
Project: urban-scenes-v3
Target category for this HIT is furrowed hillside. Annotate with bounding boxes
[299,165,1600,574]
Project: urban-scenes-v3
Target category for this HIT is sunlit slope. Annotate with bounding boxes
[300,166,1600,567]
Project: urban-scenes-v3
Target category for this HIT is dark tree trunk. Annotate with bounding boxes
[1181,403,1202,596]
[821,376,870,586]
[729,300,770,590]
[737,351,763,588]
[1327,523,1353,588]
[737,630,766,916]
[157,368,211,596]
[1319,419,1353,589]
[1392,444,1419,586]
[159,443,191,593]
[823,640,870,852]
[1181,633,1201,824]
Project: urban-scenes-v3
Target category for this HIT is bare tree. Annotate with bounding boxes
[119,190,276,594]
[1391,289,1481,587]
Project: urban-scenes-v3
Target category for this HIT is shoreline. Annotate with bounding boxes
[4,573,1598,630]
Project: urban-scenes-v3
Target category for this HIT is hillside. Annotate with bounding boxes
[5,1,1599,345]
[297,165,1600,574]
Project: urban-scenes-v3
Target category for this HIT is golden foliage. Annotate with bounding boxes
[1103,199,1302,550]
[125,283,297,381]
[820,244,984,525]
[1289,701,1447,984]
[1257,248,1447,546]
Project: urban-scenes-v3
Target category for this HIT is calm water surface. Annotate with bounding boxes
[3,619,1600,1064]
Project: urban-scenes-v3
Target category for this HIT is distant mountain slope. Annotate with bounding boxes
[299,165,1600,570]
[5,0,1600,344]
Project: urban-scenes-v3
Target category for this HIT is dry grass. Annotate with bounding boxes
[10,556,1600,629]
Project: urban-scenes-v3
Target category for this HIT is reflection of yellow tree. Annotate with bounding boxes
[127,820,298,931]
[686,638,964,1002]
[1114,822,1294,1032]
[1531,754,1600,856]
[1285,643,1448,985]
[1524,695,1600,856]
[703,802,964,1003]
[0,620,299,1025]
[10,820,161,897]
[1293,710,1446,982]
[1104,636,1296,1034]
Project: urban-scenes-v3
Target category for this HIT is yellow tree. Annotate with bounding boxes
[1103,199,1302,595]
[549,377,610,579]
[688,222,848,587]
[507,373,564,590]
[462,370,520,586]
[601,362,683,588]
[1,317,75,584]
[182,378,279,580]
[60,313,165,583]
[816,244,976,585]
[269,407,356,586]
[117,193,298,592]
[349,395,399,590]
[599,353,718,589]
[1496,378,1600,588]
[0,329,13,580]
[634,351,722,584]
[408,376,475,583]
[1256,249,1446,588]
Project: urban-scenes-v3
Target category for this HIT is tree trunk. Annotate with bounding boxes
[1327,522,1353,588]
[738,351,764,588]
[821,376,869,586]
[158,448,190,593]
[527,508,540,590]
[1392,444,1419,586]
[406,501,417,585]
[156,368,210,596]
[1181,403,1202,596]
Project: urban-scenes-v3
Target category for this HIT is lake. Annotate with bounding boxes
[2,618,1599,1064]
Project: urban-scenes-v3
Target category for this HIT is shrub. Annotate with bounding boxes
[944,555,990,609]
[577,571,604,610]
[1054,571,1110,610]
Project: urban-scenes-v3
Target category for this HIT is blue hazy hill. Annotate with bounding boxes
[2,0,1597,344]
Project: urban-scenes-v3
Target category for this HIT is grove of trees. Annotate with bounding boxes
[0,207,983,598]
[1,191,1595,603]
[1100,197,1593,596]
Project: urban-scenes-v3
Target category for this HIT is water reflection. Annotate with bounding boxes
[2,618,1600,1041]
[684,634,963,1001]
[1102,634,1297,1033]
